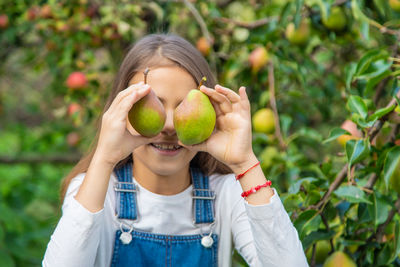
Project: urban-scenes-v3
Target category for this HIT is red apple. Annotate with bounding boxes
[66,72,87,89]
[0,14,9,29]
[67,103,82,117]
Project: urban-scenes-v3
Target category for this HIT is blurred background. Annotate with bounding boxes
[1,0,400,266]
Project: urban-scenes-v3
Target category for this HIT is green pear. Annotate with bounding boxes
[285,19,311,46]
[323,251,357,267]
[128,88,166,137]
[174,86,216,145]
[322,6,347,31]
[127,68,166,137]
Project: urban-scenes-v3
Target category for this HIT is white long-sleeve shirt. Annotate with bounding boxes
[42,172,308,267]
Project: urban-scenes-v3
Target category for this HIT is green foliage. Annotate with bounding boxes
[1,0,400,266]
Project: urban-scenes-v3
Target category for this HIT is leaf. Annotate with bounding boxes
[355,49,388,77]
[334,186,372,204]
[345,139,370,166]
[373,0,387,15]
[323,128,349,144]
[357,59,392,80]
[288,177,318,194]
[294,0,304,27]
[294,210,321,239]
[391,221,400,262]
[345,63,357,90]
[355,116,377,129]
[304,0,328,19]
[367,193,390,229]
[383,146,400,190]
[298,127,323,141]
[368,105,395,121]
[0,250,15,267]
[351,0,381,30]
[301,230,335,250]
[347,95,368,119]
[364,69,392,97]
[377,243,392,266]
[280,114,292,138]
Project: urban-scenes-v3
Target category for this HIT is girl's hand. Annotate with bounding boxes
[95,82,158,167]
[180,84,255,172]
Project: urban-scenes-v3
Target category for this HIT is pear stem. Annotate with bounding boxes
[144,68,150,84]
[198,76,207,90]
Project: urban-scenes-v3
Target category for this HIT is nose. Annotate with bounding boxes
[161,108,176,136]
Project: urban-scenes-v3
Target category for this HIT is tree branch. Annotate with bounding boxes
[364,173,378,191]
[268,61,286,150]
[182,0,217,75]
[374,198,400,243]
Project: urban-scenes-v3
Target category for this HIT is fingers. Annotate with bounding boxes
[108,82,147,111]
[215,85,241,103]
[117,86,151,117]
[238,86,250,109]
[200,85,232,114]
[108,84,151,120]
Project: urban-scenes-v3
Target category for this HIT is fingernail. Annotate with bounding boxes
[140,85,149,91]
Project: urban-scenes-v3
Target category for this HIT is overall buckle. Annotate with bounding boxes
[114,181,138,193]
[192,188,216,200]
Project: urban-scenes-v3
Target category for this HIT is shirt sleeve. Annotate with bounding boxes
[42,173,105,267]
[231,185,309,267]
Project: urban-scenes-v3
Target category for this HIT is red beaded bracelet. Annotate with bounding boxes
[235,161,260,180]
[241,180,272,198]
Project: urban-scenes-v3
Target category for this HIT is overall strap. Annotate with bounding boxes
[191,168,215,224]
[114,162,138,221]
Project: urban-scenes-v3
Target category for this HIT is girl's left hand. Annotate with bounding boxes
[179,84,255,171]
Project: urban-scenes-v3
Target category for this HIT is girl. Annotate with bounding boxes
[43,34,308,267]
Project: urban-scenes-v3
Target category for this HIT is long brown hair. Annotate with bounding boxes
[60,34,232,201]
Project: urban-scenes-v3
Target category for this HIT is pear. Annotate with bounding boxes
[390,0,400,12]
[252,108,275,134]
[322,6,347,31]
[285,19,311,46]
[127,68,166,137]
[323,251,356,267]
[174,77,216,145]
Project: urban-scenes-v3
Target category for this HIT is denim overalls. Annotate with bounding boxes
[110,162,218,267]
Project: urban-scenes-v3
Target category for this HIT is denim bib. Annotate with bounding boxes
[110,162,218,267]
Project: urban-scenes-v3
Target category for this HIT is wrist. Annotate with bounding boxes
[92,149,118,169]
[230,153,259,175]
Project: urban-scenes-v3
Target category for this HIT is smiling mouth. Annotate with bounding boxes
[150,143,183,151]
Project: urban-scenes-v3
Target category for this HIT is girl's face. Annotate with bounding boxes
[129,65,198,177]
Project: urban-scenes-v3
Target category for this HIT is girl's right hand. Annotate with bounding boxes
[95,82,156,167]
